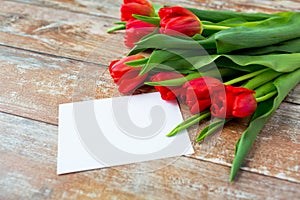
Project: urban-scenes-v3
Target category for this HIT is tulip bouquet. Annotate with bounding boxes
[107,0,300,181]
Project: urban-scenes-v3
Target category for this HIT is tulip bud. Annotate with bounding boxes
[158,6,203,37]
[121,0,155,22]
[109,55,149,94]
[117,68,148,94]
[183,77,223,114]
[109,54,145,83]
[211,85,257,118]
[125,19,157,48]
[150,72,185,100]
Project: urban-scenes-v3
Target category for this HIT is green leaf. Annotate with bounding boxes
[187,8,276,23]
[215,13,300,53]
[139,50,181,75]
[192,34,207,40]
[224,54,300,73]
[189,54,300,73]
[130,34,300,74]
[128,34,216,55]
[167,53,300,75]
[132,14,160,26]
[125,58,149,67]
[230,68,300,181]
[238,37,300,55]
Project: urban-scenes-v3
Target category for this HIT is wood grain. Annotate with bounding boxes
[1,0,300,198]
[1,45,299,184]
[11,0,300,19]
[286,84,300,104]
[1,111,299,199]
[1,0,299,66]
[0,45,111,125]
[0,0,128,64]
[189,102,300,183]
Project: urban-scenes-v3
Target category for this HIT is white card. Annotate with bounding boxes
[57,92,194,174]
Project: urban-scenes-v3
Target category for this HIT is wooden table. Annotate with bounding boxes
[1,0,300,199]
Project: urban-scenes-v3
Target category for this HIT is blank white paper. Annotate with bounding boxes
[57,92,194,174]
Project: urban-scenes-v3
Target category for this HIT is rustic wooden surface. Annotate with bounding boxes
[1,0,300,199]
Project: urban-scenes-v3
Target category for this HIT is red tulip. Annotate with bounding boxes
[182,77,223,114]
[109,54,145,83]
[211,85,257,118]
[158,6,202,37]
[125,19,157,48]
[121,0,155,21]
[117,68,148,94]
[150,72,185,100]
[109,54,148,94]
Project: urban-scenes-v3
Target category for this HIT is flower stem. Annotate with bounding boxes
[145,72,201,86]
[107,24,126,33]
[167,111,211,137]
[256,91,277,102]
[203,24,230,30]
[254,82,276,98]
[196,118,231,142]
[113,21,126,25]
[243,69,281,90]
[224,68,268,85]
[146,68,235,87]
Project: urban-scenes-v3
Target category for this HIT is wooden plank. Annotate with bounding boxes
[1,45,299,183]
[10,0,122,19]
[286,84,300,104]
[188,102,300,183]
[1,112,299,199]
[0,0,128,64]
[11,0,300,19]
[153,0,300,12]
[0,45,112,125]
[1,0,299,67]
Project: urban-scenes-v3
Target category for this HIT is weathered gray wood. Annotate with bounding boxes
[1,0,299,66]
[0,45,110,125]
[1,45,299,184]
[10,0,300,19]
[188,102,300,183]
[286,84,300,104]
[0,0,128,64]
[1,0,300,198]
[1,112,299,199]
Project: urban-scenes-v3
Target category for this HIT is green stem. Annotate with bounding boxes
[254,82,276,98]
[256,91,277,102]
[146,68,237,87]
[196,118,231,142]
[145,72,201,86]
[243,69,281,90]
[224,68,268,85]
[167,111,211,137]
[113,22,126,25]
[203,24,230,30]
[107,24,126,33]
